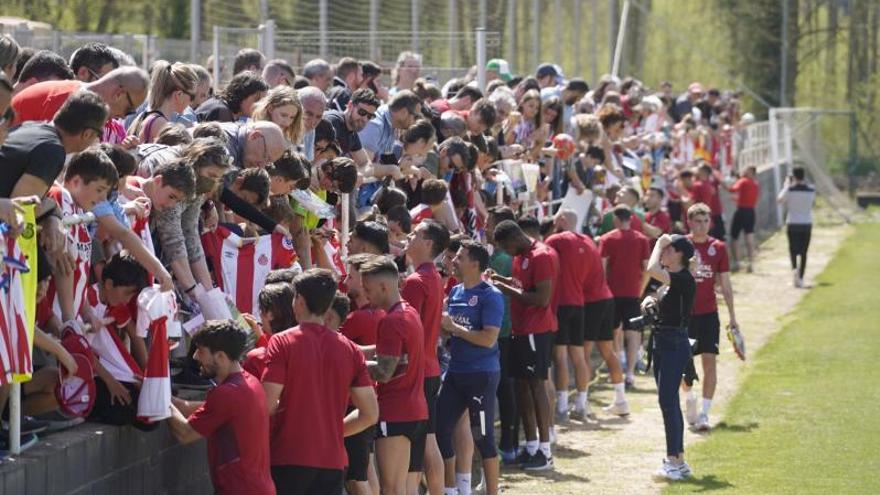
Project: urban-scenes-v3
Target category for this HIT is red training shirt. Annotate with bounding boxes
[599,228,650,298]
[188,371,275,495]
[340,306,385,346]
[401,262,443,378]
[730,177,760,209]
[544,231,591,307]
[689,235,730,315]
[645,209,672,236]
[375,300,428,422]
[691,179,723,215]
[510,241,560,335]
[11,80,83,126]
[581,235,613,304]
[262,323,372,469]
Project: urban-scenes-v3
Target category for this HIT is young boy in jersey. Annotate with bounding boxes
[86,252,153,428]
[241,282,296,378]
[599,204,651,392]
[401,219,450,495]
[684,203,739,431]
[437,240,504,495]
[727,166,759,272]
[267,151,310,196]
[409,178,449,227]
[263,269,379,494]
[47,148,119,328]
[168,320,276,495]
[489,220,559,471]
[360,257,428,495]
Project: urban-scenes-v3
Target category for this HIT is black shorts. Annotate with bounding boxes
[376,419,426,441]
[731,207,756,240]
[554,306,585,346]
[583,299,614,342]
[510,333,553,380]
[710,214,727,241]
[688,312,721,355]
[344,422,374,482]
[272,465,344,495]
[613,297,641,331]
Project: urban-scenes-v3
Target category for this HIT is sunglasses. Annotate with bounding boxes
[356,107,376,120]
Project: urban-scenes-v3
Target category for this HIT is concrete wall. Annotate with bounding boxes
[0,422,211,495]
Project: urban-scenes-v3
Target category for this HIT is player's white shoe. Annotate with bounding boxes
[685,395,699,425]
[603,400,630,416]
[695,413,711,431]
[654,459,689,481]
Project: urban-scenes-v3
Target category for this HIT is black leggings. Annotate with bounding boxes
[787,224,812,279]
[497,337,519,452]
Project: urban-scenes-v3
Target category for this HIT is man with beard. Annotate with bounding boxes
[322,88,381,169]
[168,320,276,495]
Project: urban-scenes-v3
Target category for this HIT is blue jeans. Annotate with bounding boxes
[653,329,691,457]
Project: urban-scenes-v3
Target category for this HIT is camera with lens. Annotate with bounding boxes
[629,299,659,330]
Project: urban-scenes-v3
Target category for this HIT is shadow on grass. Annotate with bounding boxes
[667,474,735,492]
[711,421,760,433]
[506,468,592,484]
[552,443,591,460]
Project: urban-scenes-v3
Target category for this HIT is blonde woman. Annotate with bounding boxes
[251,86,304,146]
[515,89,549,160]
[128,60,198,143]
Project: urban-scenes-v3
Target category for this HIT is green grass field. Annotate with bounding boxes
[664,223,880,495]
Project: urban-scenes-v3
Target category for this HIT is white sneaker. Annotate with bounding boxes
[678,461,693,478]
[685,395,699,425]
[653,459,684,481]
[603,400,630,416]
[695,413,711,431]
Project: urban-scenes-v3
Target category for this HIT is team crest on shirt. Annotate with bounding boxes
[522,258,529,270]
[708,245,717,257]
[257,253,269,266]
[468,295,478,306]
[282,236,294,250]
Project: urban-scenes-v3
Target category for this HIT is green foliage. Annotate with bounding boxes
[664,223,880,494]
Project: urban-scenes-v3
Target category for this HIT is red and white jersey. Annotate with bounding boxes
[201,226,297,314]
[410,203,433,226]
[85,285,143,384]
[45,186,92,319]
[124,177,155,256]
[0,235,33,385]
[136,286,174,422]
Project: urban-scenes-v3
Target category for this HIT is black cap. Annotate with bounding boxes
[669,234,695,259]
[536,63,558,79]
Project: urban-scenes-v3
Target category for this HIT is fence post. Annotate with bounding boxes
[848,112,858,197]
[573,0,582,77]
[448,0,457,68]
[264,19,275,60]
[341,193,350,262]
[191,0,201,63]
[411,0,420,52]
[590,0,598,83]
[9,383,20,454]
[507,0,517,72]
[769,108,783,227]
[319,0,328,58]
[531,0,539,68]
[142,35,151,71]
[476,28,487,92]
[554,0,562,64]
[212,26,221,94]
[611,0,630,77]
[52,30,61,53]
[369,0,379,60]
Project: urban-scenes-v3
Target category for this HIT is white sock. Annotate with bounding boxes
[687,389,697,401]
[702,398,712,416]
[444,489,459,495]
[625,372,635,382]
[526,440,539,455]
[556,391,569,413]
[614,382,626,403]
[540,441,552,458]
[455,473,472,495]
[575,390,588,409]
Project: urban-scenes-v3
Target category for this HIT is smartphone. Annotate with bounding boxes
[379,153,398,166]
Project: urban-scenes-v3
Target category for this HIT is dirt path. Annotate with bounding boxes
[499,220,852,494]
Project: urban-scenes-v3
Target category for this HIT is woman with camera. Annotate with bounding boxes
[641,233,697,480]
